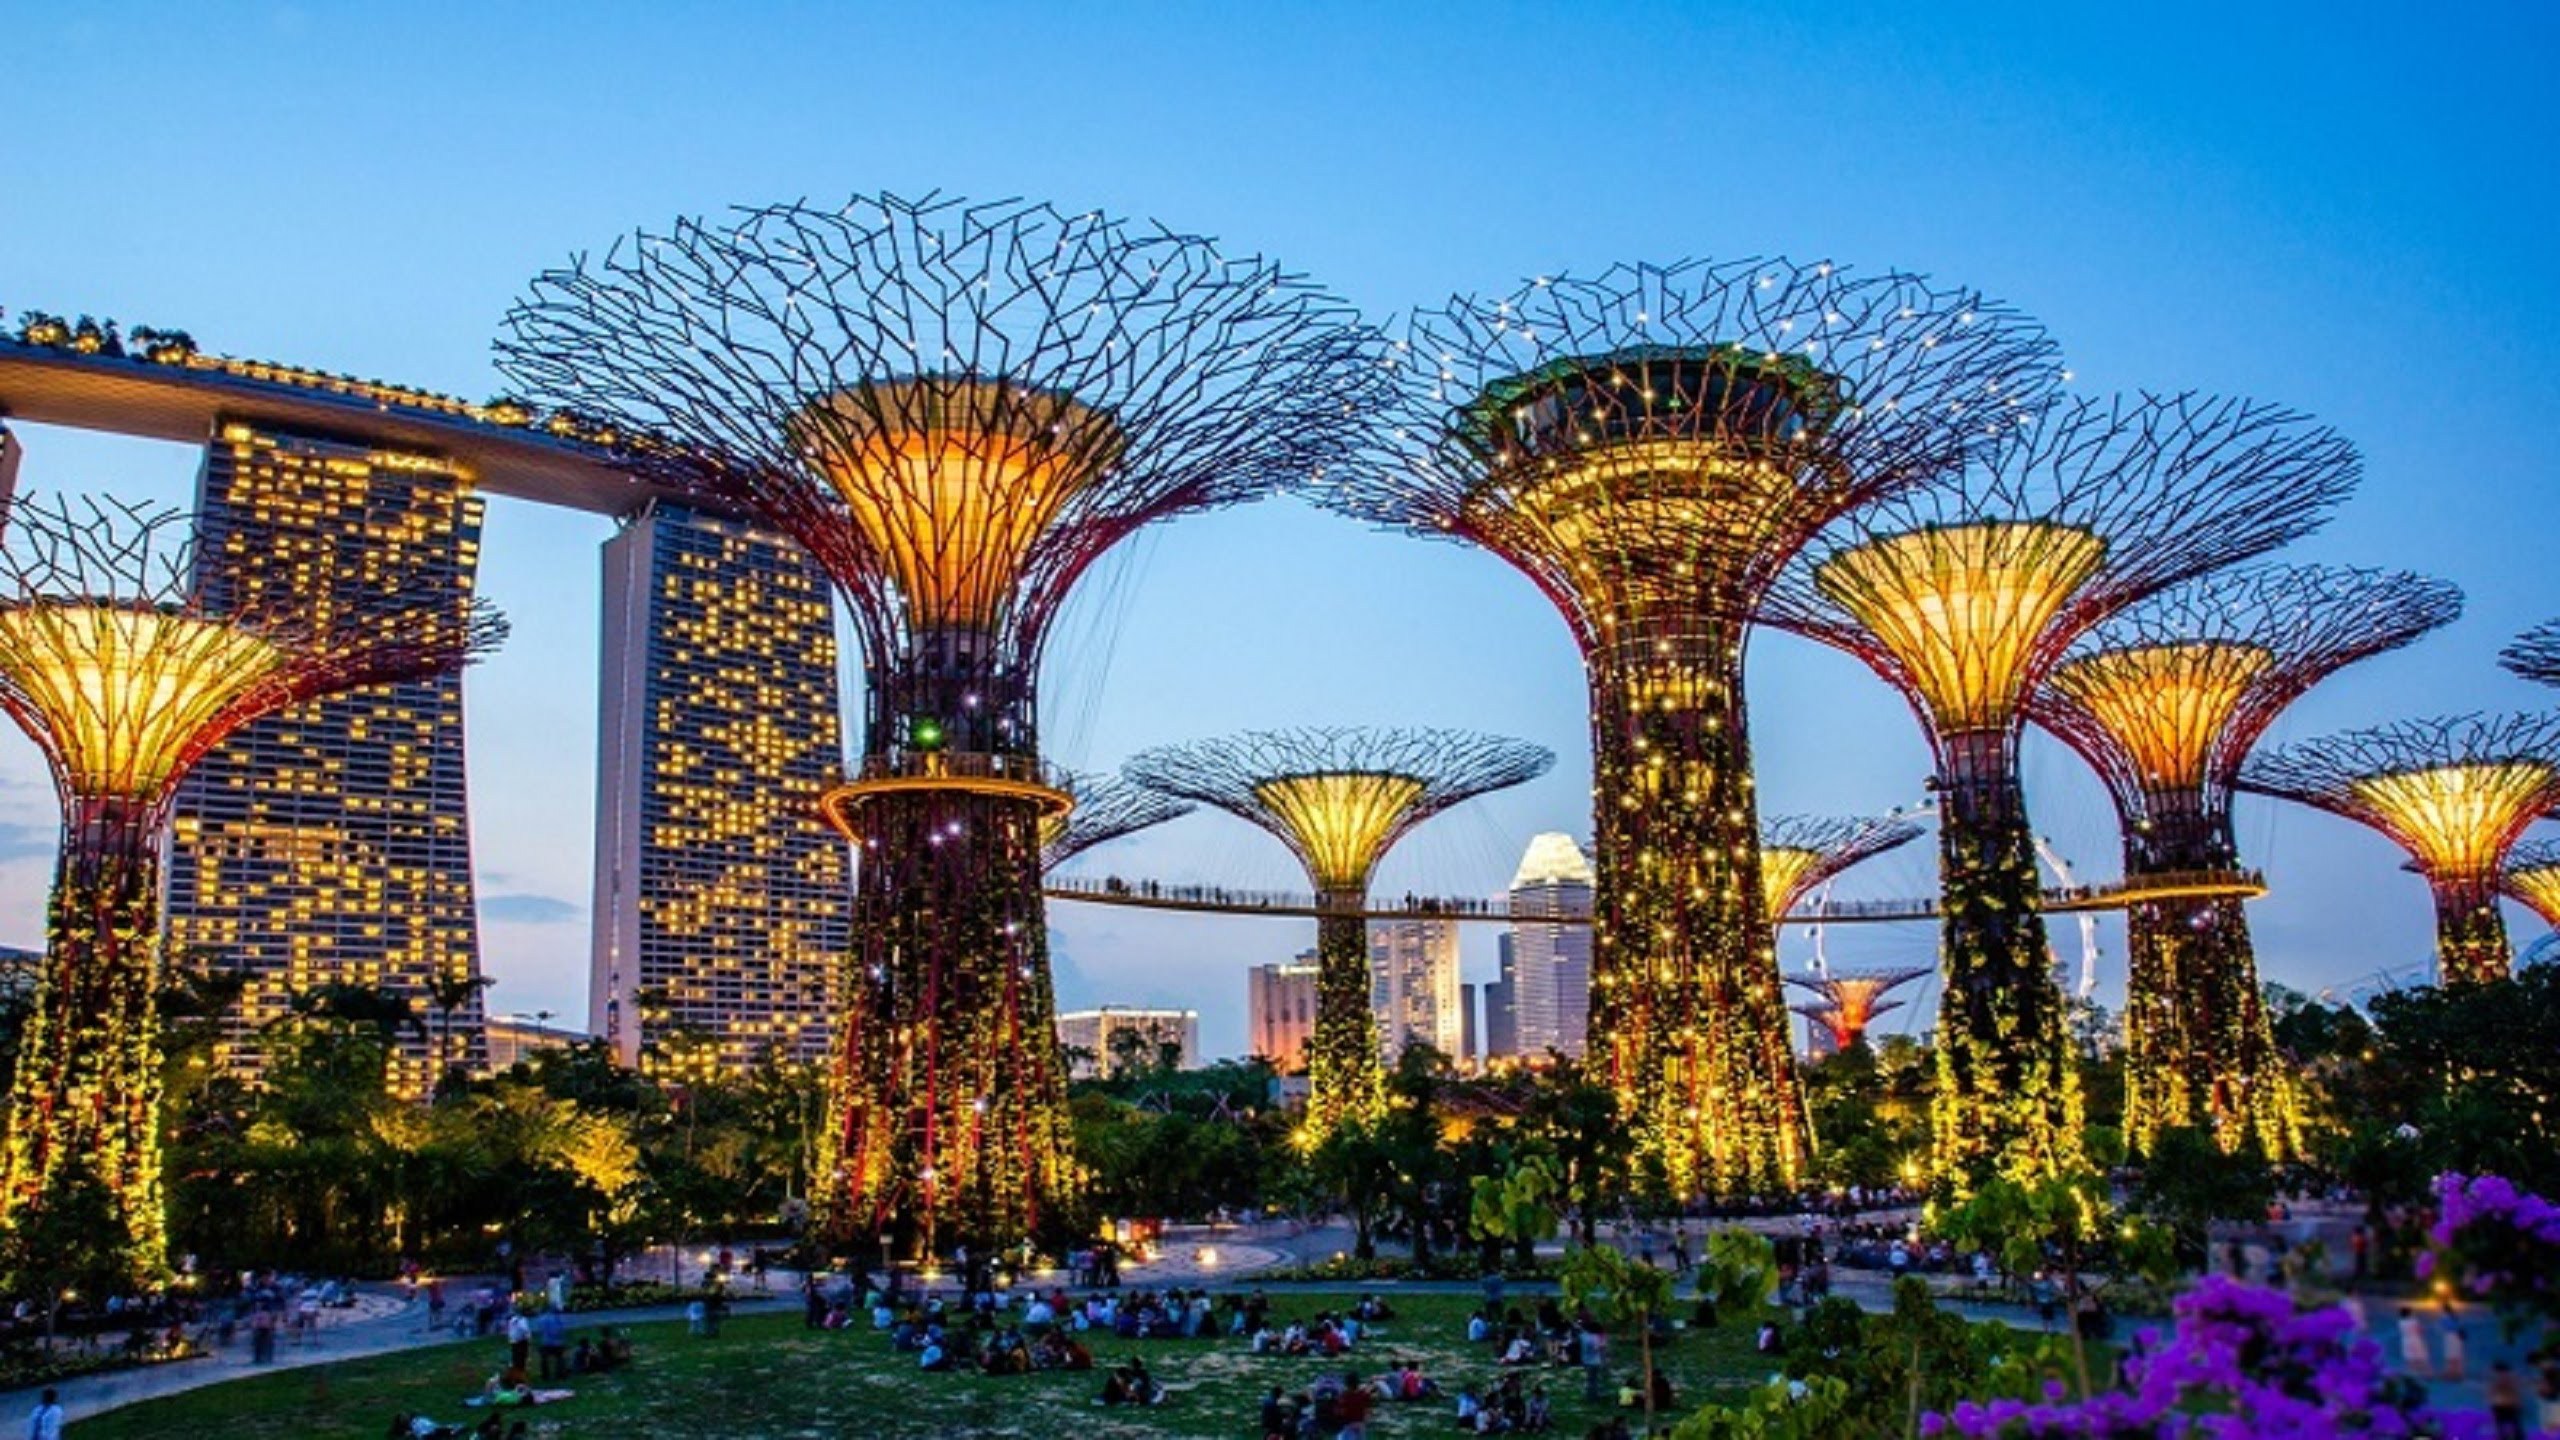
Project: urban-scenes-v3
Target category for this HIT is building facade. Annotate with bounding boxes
[1055,1007,1200,1079]
[168,421,488,1092]
[1485,932,1518,1060]
[1506,832,1595,1059]
[592,501,847,1069]
[1247,952,1321,1072]
[1458,981,1479,1070]
[1369,918,1461,1063]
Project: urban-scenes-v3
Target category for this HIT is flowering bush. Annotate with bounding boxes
[1919,1276,2486,1438]
[2425,1171,2560,1326]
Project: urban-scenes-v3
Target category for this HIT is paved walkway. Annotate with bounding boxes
[28,1290,793,1425]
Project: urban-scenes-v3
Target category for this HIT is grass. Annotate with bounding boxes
[75,1292,1783,1439]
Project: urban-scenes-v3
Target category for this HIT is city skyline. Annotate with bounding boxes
[2,4,2557,1065]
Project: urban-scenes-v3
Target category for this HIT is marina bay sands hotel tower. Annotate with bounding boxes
[0,333,846,1087]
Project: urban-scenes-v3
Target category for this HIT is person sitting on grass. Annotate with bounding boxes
[918,1331,954,1372]
[387,1414,461,1439]
[1467,1308,1495,1343]
[1352,1294,1396,1324]
[1098,1355,1164,1406]
[1386,1359,1439,1402]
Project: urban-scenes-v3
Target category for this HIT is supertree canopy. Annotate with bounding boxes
[1787,966,1932,1054]
[1760,813,1925,921]
[2244,713,2560,986]
[2031,564,2459,1156]
[1319,257,2059,1196]
[2505,838,2560,933]
[501,194,1381,1252]
[1123,727,1550,1137]
[0,496,499,1281]
[1040,771,1192,873]
[2502,620,2560,688]
[1765,394,2356,1190]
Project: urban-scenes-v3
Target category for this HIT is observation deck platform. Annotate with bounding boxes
[1042,867,2265,925]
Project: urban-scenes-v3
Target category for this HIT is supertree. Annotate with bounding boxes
[1123,727,1550,1136]
[1318,258,2059,1195]
[0,495,499,1279]
[1787,967,1932,1054]
[1760,813,1924,922]
[2504,838,2560,934]
[2501,620,2560,688]
[1040,771,1192,872]
[2030,564,2460,1156]
[2243,713,2560,985]
[1763,394,2356,1190]
[500,194,1379,1252]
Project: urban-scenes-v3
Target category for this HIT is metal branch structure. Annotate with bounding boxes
[500,194,1381,1253]
[1765,393,2356,1190]
[1040,771,1192,873]
[2244,713,2560,986]
[2502,620,2560,689]
[1760,813,1925,922]
[1787,966,1932,1054]
[2031,564,2459,1156]
[2505,838,2560,933]
[0,495,499,1282]
[1318,256,2059,1196]
[1123,727,1550,1136]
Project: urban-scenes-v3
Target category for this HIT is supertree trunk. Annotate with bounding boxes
[1,795,171,1281]
[1929,734,2083,1191]
[1588,629,1808,1198]
[822,786,1076,1256]
[2430,874,2511,986]
[2119,798,2293,1158]
[1306,899,1383,1136]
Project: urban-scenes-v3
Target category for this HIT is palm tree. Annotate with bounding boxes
[424,972,495,1088]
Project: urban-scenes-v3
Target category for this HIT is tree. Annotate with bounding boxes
[1516,1058,1633,1245]
[2129,1125,2274,1267]
[422,972,495,1091]
[1560,1242,1678,1430]
[1470,1154,1562,1271]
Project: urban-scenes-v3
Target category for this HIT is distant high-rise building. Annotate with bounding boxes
[1507,833,1595,1059]
[1370,918,1461,1062]
[1248,953,1321,1072]
[1458,981,1479,1069]
[1486,932,1518,1059]
[1056,1007,1200,1079]
[168,421,487,1093]
[592,501,846,1069]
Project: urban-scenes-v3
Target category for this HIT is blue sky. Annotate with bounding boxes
[3,2,2555,1056]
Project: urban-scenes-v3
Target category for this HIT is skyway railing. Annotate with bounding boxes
[1041,867,2265,926]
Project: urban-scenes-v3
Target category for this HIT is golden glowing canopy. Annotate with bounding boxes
[1761,848,1824,920]
[2046,641,2274,790]
[2346,761,2559,879]
[1815,520,2108,733]
[0,603,289,800]
[1493,442,1806,615]
[798,379,1126,631]
[1250,772,1428,892]
[2506,860,2560,930]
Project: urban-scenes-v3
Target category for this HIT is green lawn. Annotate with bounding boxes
[77,1292,1782,1438]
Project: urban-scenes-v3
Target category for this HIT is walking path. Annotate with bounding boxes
[33,1289,793,1425]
